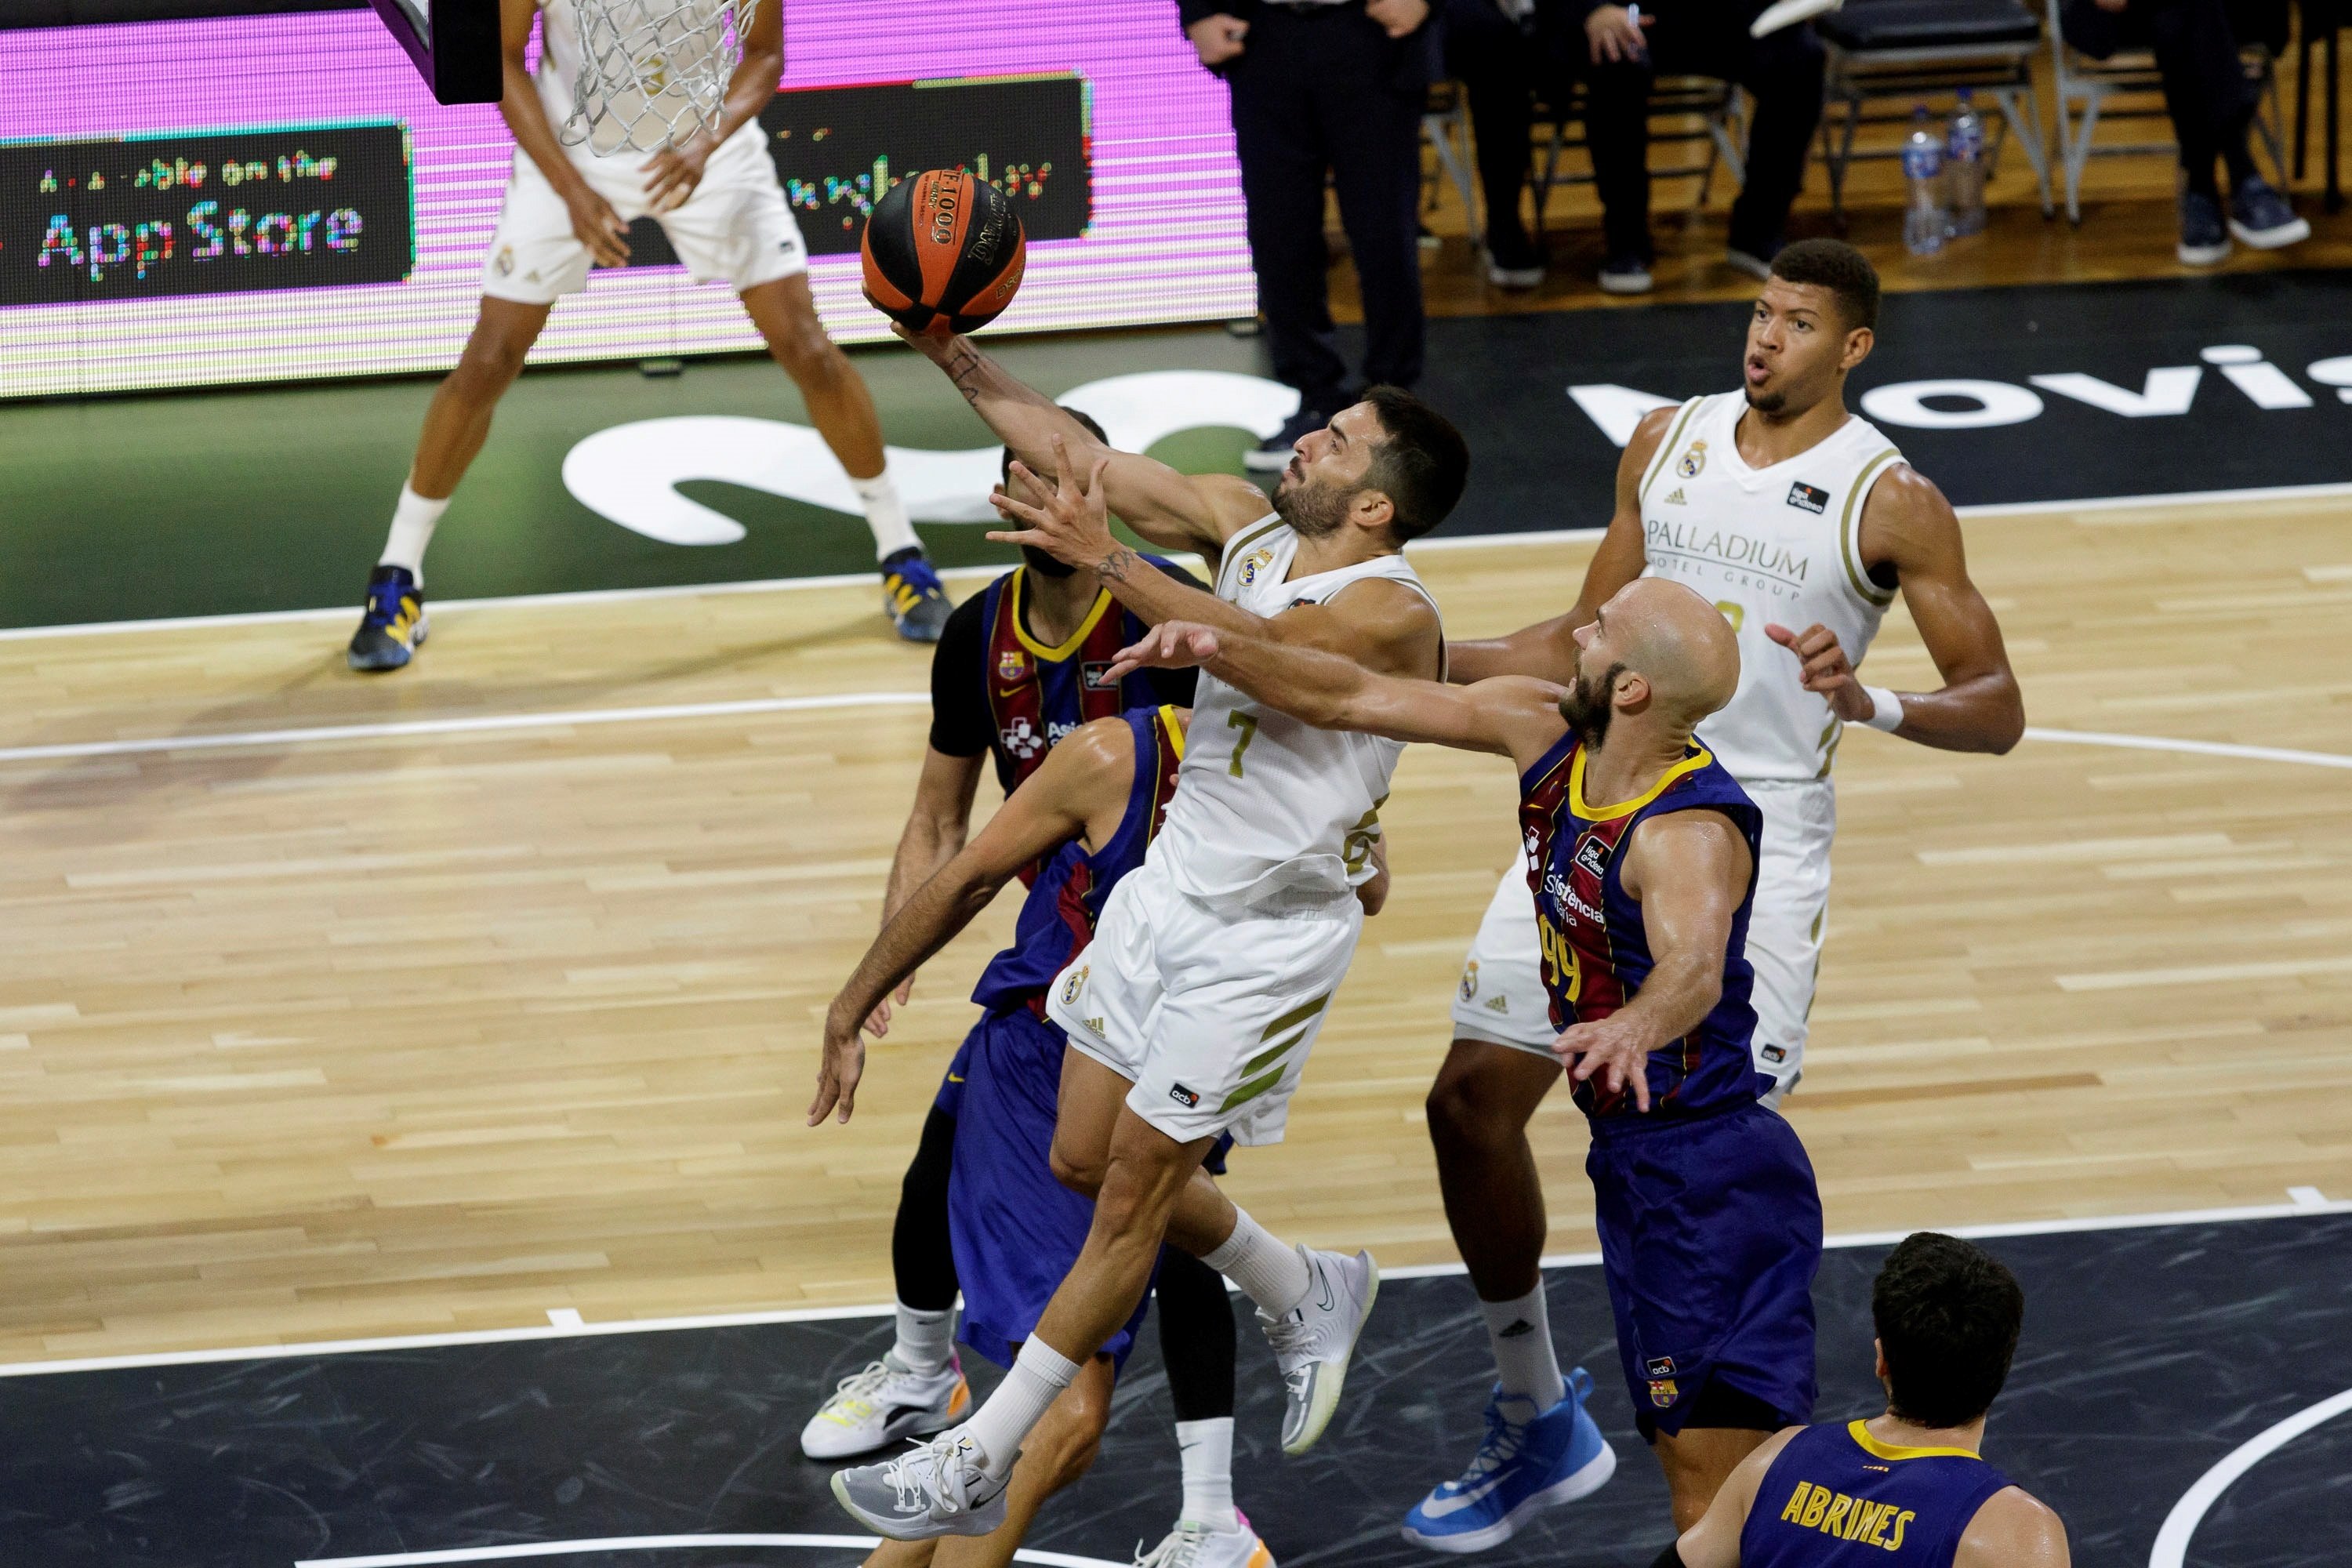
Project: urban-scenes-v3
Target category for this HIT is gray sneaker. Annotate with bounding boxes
[2229,176,2310,250]
[829,1432,1011,1541]
[1258,1246,1379,1456]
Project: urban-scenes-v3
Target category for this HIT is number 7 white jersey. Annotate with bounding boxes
[1150,515,1443,909]
[1636,393,1907,783]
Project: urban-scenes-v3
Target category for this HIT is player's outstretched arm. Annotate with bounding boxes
[1664,1427,1799,1568]
[1954,1489,2069,1568]
[1108,622,1567,766]
[808,720,1131,1126]
[493,0,629,267]
[1556,808,1751,1111]
[1771,464,2025,753]
[1445,403,1671,684]
[899,329,1267,556]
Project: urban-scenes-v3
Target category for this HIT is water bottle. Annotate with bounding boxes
[1902,106,1947,256]
[1946,89,1987,238]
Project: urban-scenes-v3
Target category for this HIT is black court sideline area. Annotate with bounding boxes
[5,1207,2348,1568]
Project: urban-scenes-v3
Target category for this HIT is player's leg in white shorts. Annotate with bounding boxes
[1449,868,1556,1055]
[1743,780,1835,1105]
[1050,858,1364,1149]
[480,122,806,306]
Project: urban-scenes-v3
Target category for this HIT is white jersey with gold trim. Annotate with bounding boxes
[1149,515,1443,909]
[1635,393,1906,783]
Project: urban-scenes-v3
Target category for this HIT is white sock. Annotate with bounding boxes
[1201,1208,1311,1316]
[379,482,450,583]
[853,467,919,562]
[1175,1417,1238,1531]
[891,1298,956,1376]
[1480,1284,1566,1408]
[960,1336,1078,1479]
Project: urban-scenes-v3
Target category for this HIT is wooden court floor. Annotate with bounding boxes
[2,494,2350,1365]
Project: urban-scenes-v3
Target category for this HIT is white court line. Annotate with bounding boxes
[2,1192,2343,1381]
[4,475,2349,644]
[2148,1385,2352,1568]
[295,1533,1128,1568]
[2017,726,2352,771]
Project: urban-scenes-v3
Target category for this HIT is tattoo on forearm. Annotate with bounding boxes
[1098,547,1137,583]
[945,347,984,407]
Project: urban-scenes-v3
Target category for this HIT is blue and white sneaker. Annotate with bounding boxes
[347,564,426,673]
[1400,1370,1617,1554]
[881,546,953,643]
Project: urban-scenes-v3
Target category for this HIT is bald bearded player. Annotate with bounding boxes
[1109,578,1826,1535]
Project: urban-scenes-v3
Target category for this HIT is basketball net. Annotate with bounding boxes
[558,0,760,157]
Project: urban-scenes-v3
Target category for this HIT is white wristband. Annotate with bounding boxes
[1860,686,1904,732]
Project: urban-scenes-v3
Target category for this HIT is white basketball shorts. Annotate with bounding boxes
[481,119,808,304]
[1047,854,1365,1148]
[1448,779,1835,1100]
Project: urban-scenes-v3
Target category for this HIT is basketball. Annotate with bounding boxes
[860,169,1028,336]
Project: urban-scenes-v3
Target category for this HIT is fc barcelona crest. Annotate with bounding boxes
[1648,1377,1679,1408]
[998,649,1029,683]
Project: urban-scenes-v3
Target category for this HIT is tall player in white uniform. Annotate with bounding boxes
[1398,241,2027,1552]
[812,327,1467,1540]
[344,0,949,673]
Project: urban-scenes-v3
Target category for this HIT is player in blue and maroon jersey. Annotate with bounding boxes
[1664,1231,2067,1568]
[815,704,1374,1568]
[1106,575,1824,1537]
[805,412,1230,1562]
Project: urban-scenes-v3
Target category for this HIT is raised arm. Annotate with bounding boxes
[808,719,1130,1126]
[1769,464,2025,753]
[1109,621,1568,768]
[1555,808,1751,1112]
[898,329,1269,555]
[1444,401,1671,684]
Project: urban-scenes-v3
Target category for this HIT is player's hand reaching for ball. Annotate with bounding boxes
[987,434,1116,568]
[1105,622,1221,682]
[809,1010,868,1126]
[1555,1015,1655,1112]
[1766,622,1878,724]
[564,184,631,268]
[644,131,717,214]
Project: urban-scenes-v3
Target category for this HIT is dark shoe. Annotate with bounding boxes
[1245,405,1328,473]
[881,547,953,643]
[1485,225,1545,289]
[2177,189,2230,266]
[347,565,426,673]
[2228,176,2310,250]
[1598,254,1654,295]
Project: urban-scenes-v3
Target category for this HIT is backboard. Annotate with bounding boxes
[366,0,500,103]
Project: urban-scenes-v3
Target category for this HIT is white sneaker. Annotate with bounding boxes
[1134,1514,1276,1568]
[801,1353,971,1460]
[1258,1246,1378,1455]
[830,1431,1010,1541]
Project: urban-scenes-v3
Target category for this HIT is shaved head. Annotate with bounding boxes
[1606,579,1740,728]
[1564,579,1740,747]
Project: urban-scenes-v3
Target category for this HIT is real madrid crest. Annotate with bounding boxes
[1459,960,1480,1004]
[1061,965,1089,1005]
[1675,440,1708,480]
[1239,548,1274,586]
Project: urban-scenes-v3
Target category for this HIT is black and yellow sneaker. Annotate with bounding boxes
[881,546,953,644]
[347,564,427,672]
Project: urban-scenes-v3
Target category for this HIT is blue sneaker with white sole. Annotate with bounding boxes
[1400,1369,1617,1554]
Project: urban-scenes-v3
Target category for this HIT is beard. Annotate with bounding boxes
[1744,384,1788,415]
[1557,661,1624,750]
[1020,543,1078,579]
[1273,472,1351,539]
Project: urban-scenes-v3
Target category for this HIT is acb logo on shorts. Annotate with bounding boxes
[1168,1083,1200,1108]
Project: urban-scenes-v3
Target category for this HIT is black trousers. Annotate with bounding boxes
[1579,7,1824,260]
[2063,0,2284,189]
[1442,0,1549,257]
[1227,4,1428,409]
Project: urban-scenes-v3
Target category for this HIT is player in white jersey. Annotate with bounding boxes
[813,327,1465,1541]
[1396,241,2025,1552]
[345,0,949,673]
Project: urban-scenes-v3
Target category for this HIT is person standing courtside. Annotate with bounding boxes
[1181,0,1439,470]
[1569,0,1824,293]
